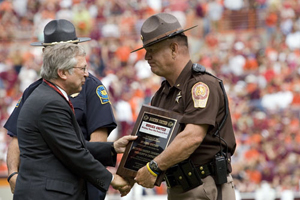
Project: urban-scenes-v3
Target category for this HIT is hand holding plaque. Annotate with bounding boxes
[116,105,182,185]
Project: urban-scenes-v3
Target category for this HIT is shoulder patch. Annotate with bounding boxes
[96,85,110,104]
[191,82,209,108]
[15,97,22,108]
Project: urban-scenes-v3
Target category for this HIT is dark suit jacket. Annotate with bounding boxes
[14,82,116,200]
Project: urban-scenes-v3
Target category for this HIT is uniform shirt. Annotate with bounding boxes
[70,74,116,141]
[151,61,236,166]
[4,73,117,141]
[4,79,42,137]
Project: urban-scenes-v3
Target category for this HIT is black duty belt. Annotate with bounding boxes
[195,163,214,179]
[165,161,214,189]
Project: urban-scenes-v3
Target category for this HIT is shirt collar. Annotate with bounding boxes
[173,60,193,90]
[56,85,69,101]
[162,60,193,94]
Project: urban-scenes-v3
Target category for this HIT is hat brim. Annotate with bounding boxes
[30,37,91,46]
[131,25,197,53]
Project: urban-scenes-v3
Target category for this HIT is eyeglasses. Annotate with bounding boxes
[73,66,87,72]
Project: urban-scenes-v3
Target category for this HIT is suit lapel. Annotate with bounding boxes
[43,82,87,148]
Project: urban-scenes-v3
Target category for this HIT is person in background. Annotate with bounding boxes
[4,19,118,200]
[133,13,236,200]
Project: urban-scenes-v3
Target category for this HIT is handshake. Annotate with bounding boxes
[109,135,137,197]
[110,174,135,197]
[109,134,162,196]
[110,134,163,196]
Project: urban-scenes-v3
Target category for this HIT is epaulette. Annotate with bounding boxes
[192,63,206,73]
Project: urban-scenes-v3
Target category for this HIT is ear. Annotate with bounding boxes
[170,42,178,53]
[57,69,68,80]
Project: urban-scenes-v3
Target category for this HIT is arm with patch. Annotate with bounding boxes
[153,79,220,167]
[135,80,218,187]
[85,79,117,138]
[181,79,220,127]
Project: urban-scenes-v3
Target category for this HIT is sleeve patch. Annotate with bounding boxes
[16,97,22,107]
[191,82,209,108]
[96,85,110,104]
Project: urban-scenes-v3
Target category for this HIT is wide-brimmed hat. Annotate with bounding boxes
[31,19,91,46]
[131,13,197,52]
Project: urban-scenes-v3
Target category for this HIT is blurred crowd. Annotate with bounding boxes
[1,0,300,197]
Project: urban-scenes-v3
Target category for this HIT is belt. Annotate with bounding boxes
[195,163,214,179]
[165,162,214,188]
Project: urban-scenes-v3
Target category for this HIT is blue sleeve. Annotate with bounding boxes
[70,74,117,141]
[4,97,23,137]
[4,79,43,137]
[85,75,117,135]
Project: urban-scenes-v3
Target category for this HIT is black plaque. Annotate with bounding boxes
[117,105,182,185]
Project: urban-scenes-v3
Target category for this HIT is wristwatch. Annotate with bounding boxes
[149,160,162,175]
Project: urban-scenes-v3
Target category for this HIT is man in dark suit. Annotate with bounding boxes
[14,43,135,200]
[5,19,118,200]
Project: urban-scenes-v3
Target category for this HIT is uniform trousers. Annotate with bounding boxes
[167,174,235,200]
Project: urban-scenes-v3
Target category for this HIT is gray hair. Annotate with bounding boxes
[40,43,86,80]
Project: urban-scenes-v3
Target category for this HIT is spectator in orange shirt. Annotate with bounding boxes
[265,8,278,42]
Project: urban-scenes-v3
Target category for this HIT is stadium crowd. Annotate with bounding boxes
[1,0,300,198]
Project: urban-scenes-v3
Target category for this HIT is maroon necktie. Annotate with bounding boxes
[43,79,75,113]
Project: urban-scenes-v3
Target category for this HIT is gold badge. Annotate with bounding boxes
[141,35,143,41]
[191,82,209,108]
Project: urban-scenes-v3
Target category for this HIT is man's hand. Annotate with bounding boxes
[8,173,18,193]
[113,135,137,153]
[111,174,132,197]
[134,165,156,188]
[125,177,136,188]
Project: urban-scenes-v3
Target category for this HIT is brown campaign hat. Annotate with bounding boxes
[31,19,91,46]
[131,13,197,53]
